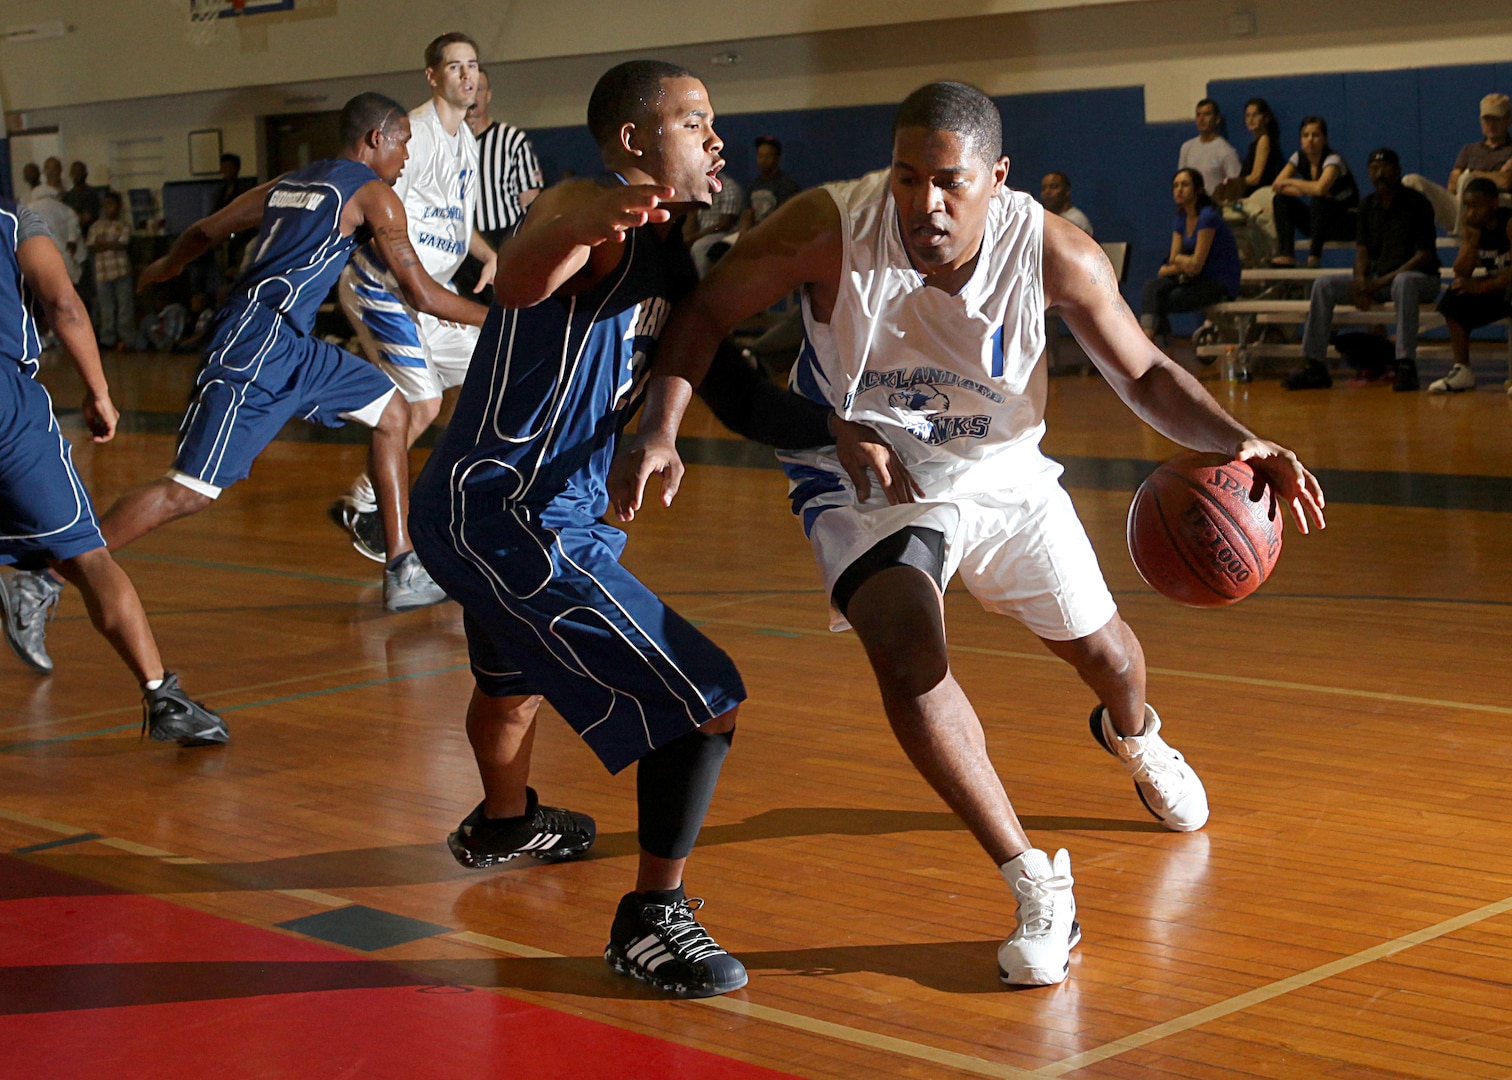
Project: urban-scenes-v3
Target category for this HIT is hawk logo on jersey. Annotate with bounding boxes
[889,385,950,413]
[885,382,992,446]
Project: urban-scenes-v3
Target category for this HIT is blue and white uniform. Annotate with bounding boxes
[339,101,481,403]
[171,158,398,498]
[0,198,106,567]
[779,170,1117,641]
[411,186,745,774]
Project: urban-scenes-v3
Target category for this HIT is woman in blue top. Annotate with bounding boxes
[1140,167,1242,342]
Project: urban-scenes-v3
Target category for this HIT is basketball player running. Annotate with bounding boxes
[0,197,226,745]
[408,60,748,999]
[331,32,495,562]
[611,82,1326,986]
[1,94,491,654]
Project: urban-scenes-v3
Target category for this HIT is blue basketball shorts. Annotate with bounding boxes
[0,367,106,569]
[411,498,746,775]
[172,301,397,496]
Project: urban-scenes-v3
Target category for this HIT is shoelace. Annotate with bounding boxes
[535,805,584,837]
[15,577,60,631]
[647,898,727,964]
[1129,738,1187,798]
[1013,871,1074,935]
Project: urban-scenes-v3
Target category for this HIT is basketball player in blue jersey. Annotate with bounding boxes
[331,32,496,563]
[613,82,1327,987]
[409,60,749,999]
[1,93,491,662]
[0,198,226,745]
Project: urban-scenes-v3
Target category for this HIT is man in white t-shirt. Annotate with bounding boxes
[332,31,493,560]
[1178,99,1242,197]
[1040,171,1093,236]
[612,81,1325,989]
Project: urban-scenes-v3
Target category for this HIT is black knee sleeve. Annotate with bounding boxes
[636,725,735,860]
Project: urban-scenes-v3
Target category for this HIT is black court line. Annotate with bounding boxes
[56,408,1512,513]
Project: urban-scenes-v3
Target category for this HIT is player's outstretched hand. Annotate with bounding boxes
[574,184,675,247]
[607,434,685,522]
[137,257,175,293]
[82,391,119,443]
[1236,438,1325,534]
[833,416,922,505]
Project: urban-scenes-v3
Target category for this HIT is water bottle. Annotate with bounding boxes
[1221,346,1237,383]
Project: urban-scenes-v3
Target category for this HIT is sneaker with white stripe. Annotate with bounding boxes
[447,787,596,868]
[605,889,748,998]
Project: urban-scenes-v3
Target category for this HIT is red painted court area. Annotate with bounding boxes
[0,856,796,1080]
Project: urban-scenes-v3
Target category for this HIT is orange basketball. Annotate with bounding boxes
[1126,453,1283,607]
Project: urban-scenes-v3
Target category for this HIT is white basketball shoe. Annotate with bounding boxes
[998,848,1079,986]
[1090,704,1209,832]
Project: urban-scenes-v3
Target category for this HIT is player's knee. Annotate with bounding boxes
[410,396,442,429]
[375,393,410,436]
[868,641,950,700]
[163,479,213,517]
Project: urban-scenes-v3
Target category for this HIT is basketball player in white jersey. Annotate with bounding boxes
[612,82,1326,987]
[332,31,495,559]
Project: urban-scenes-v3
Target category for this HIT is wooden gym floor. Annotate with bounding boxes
[3,345,1511,1079]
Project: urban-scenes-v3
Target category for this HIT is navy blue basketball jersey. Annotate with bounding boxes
[0,198,43,378]
[417,193,695,525]
[232,158,378,335]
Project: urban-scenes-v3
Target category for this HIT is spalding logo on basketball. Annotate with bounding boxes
[1126,453,1283,607]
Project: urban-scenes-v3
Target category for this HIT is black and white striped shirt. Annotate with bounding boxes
[475,121,543,234]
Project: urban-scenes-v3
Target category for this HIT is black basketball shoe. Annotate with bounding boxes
[447,787,596,867]
[604,888,748,998]
[142,673,229,746]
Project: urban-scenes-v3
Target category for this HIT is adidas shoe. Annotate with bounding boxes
[1090,704,1209,832]
[1428,363,1475,394]
[0,569,63,674]
[383,552,447,612]
[447,787,596,868]
[998,848,1080,986]
[605,888,748,998]
[142,673,229,746]
[327,496,386,563]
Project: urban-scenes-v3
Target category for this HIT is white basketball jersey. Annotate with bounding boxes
[393,100,479,285]
[787,169,1050,498]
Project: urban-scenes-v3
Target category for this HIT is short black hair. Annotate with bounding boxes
[893,81,1002,164]
[425,31,478,70]
[220,153,241,169]
[339,92,406,149]
[1464,176,1500,201]
[754,135,782,154]
[1044,170,1070,187]
[1196,97,1220,113]
[587,60,695,149]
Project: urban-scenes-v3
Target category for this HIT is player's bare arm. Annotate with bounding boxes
[357,180,488,328]
[607,189,844,520]
[466,229,497,295]
[138,180,276,291]
[17,236,118,442]
[1046,212,1325,532]
[491,180,674,307]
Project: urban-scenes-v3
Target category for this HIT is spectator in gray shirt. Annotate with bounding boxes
[1403,93,1512,233]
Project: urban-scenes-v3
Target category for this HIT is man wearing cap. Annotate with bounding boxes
[1284,147,1440,393]
[1403,93,1512,233]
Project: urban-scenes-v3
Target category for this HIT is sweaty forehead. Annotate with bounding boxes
[657,78,711,117]
[892,126,982,171]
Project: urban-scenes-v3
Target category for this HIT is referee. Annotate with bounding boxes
[457,68,543,301]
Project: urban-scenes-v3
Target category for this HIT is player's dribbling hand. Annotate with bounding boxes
[576,184,675,247]
[607,434,685,522]
[82,392,119,443]
[1236,439,1325,534]
[832,416,923,505]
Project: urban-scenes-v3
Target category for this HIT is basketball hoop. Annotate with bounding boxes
[182,0,245,47]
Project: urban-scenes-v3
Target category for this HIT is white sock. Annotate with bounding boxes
[144,678,164,691]
[348,474,377,513]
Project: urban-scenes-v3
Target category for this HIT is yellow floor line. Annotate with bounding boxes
[1036,892,1512,1075]
[0,650,469,735]
[699,616,1512,717]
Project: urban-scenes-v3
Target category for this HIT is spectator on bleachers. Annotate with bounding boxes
[1403,93,1512,234]
[1139,168,1241,342]
[1283,148,1440,392]
[61,162,100,232]
[30,158,64,206]
[685,170,745,277]
[87,192,134,350]
[28,185,83,284]
[1179,98,1241,198]
[1039,172,1093,236]
[1430,178,1512,394]
[736,136,801,234]
[20,162,41,201]
[1269,115,1358,267]
[1219,97,1284,263]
